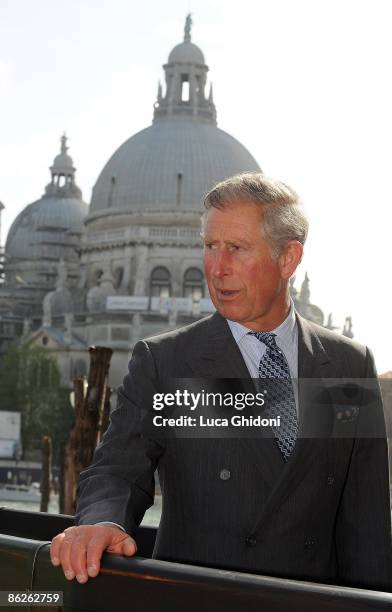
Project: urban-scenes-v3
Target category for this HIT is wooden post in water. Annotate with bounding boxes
[63,378,86,515]
[40,435,52,513]
[64,346,113,514]
[77,346,113,471]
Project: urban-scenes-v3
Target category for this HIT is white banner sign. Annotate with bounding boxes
[151,297,193,313]
[106,296,149,311]
[106,295,214,314]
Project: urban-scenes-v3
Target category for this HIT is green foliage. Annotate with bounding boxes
[0,342,74,464]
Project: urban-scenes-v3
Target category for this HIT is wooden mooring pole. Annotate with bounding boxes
[40,435,52,513]
[64,346,113,514]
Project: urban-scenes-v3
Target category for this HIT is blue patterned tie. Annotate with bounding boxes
[249,331,298,461]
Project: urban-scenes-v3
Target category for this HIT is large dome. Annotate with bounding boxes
[90,118,261,215]
[89,16,261,218]
[6,195,88,260]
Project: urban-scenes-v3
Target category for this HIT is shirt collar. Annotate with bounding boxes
[227,299,296,344]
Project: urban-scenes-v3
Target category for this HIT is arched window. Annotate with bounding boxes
[183,268,204,303]
[181,76,190,101]
[150,267,171,298]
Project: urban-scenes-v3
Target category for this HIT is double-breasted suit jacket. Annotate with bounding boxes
[76,311,392,591]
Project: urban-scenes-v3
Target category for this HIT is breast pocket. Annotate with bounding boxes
[331,404,360,438]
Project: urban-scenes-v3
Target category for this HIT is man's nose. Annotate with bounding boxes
[212,249,232,278]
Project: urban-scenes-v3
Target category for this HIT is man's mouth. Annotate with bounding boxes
[215,289,241,300]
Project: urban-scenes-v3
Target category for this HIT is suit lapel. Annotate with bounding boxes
[185,311,251,380]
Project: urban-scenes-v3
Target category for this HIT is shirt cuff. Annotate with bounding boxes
[95,521,126,532]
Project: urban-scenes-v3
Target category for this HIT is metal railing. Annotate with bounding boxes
[1,508,392,612]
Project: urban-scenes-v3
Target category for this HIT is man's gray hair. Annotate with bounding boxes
[202,172,309,258]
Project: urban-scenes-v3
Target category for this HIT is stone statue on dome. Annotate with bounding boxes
[184,13,192,42]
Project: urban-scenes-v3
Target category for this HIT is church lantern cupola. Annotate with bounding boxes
[153,14,217,125]
[45,134,82,199]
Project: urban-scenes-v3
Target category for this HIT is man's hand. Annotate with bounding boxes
[50,524,137,583]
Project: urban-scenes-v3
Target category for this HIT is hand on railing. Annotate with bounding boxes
[50,524,137,583]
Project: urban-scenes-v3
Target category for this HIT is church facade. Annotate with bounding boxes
[0,17,350,388]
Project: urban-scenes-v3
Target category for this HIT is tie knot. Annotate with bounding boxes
[248,331,277,349]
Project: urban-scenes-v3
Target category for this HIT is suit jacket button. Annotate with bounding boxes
[327,476,335,485]
[304,537,315,549]
[245,535,257,547]
[219,469,231,481]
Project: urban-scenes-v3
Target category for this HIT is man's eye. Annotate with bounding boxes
[230,245,241,252]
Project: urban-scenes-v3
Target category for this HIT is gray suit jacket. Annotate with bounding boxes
[76,311,392,591]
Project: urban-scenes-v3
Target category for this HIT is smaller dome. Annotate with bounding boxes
[5,196,88,260]
[51,134,75,175]
[5,134,88,261]
[168,41,205,65]
[52,152,74,173]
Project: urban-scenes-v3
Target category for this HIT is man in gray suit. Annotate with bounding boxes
[51,173,392,590]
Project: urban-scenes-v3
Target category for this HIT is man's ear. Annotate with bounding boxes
[278,241,303,280]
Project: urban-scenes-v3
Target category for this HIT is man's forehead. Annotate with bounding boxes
[203,220,255,238]
[202,204,264,236]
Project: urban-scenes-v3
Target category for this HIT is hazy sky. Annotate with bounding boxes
[1,0,391,372]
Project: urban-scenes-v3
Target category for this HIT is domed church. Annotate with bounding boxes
[0,16,346,387]
[0,135,88,360]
